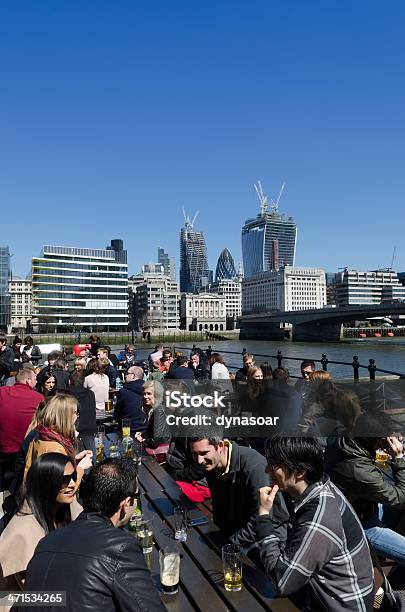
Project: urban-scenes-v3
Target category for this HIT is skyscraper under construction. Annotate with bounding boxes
[180,211,210,293]
[242,181,297,277]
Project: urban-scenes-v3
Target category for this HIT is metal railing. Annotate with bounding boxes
[173,345,404,381]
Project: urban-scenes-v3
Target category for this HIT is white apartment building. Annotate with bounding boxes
[32,241,128,332]
[333,269,405,305]
[9,278,32,331]
[242,266,326,314]
[131,270,180,331]
[180,293,226,331]
[208,278,242,328]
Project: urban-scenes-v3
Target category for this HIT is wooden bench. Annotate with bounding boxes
[137,456,299,611]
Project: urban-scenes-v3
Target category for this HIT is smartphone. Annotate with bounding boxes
[188,516,209,527]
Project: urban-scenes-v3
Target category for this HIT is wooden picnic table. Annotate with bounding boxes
[136,456,298,611]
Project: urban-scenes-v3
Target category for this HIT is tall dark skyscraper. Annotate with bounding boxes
[242,181,297,277]
[215,248,236,282]
[180,211,210,293]
[107,239,127,264]
[0,246,11,331]
[158,247,176,280]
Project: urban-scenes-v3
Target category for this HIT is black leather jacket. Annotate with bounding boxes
[22,512,165,611]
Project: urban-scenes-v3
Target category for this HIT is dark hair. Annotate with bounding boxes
[301,360,316,371]
[318,385,360,433]
[354,411,395,453]
[265,436,324,484]
[190,348,208,367]
[85,358,102,376]
[39,372,57,397]
[13,335,22,348]
[54,358,67,370]
[210,353,225,365]
[272,367,290,382]
[48,351,62,363]
[314,379,338,404]
[162,349,171,358]
[260,362,273,379]
[189,435,222,449]
[0,333,8,345]
[21,453,73,533]
[24,336,34,346]
[99,346,110,354]
[69,370,85,386]
[81,458,138,517]
[178,355,189,366]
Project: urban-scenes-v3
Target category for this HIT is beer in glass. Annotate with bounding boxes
[222,544,242,592]
[159,545,180,595]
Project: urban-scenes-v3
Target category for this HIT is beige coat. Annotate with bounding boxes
[0,499,82,578]
[24,439,83,488]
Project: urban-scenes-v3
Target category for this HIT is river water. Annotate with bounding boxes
[125,339,405,380]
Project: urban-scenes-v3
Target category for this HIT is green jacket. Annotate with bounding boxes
[325,436,405,517]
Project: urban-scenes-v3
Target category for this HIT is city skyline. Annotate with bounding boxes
[1,1,405,277]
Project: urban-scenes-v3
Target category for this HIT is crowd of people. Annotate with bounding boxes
[0,332,404,610]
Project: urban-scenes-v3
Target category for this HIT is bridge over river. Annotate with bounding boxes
[240,302,405,342]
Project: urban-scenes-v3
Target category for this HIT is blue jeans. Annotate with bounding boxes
[363,504,405,565]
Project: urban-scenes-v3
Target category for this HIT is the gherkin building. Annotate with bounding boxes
[215,248,236,282]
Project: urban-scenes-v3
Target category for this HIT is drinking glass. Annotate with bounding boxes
[134,440,143,466]
[159,545,180,595]
[105,399,112,416]
[222,544,242,592]
[94,429,105,464]
[128,512,143,535]
[375,449,390,464]
[137,518,154,554]
[173,507,187,543]
[122,418,131,438]
[108,443,120,458]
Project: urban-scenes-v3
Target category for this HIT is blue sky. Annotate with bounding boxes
[1,0,404,277]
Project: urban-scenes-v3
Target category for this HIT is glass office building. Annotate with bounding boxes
[0,246,11,331]
[215,248,236,282]
[32,240,128,332]
[242,209,297,277]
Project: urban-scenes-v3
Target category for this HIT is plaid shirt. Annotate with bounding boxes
[255,476,374,611]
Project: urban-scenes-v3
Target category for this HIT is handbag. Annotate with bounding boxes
[368,539,405,611]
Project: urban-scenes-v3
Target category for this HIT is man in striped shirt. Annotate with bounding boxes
[255,437,374,611]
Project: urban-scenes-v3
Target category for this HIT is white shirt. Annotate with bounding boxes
[211,362,230,380]
[84,373,109,417]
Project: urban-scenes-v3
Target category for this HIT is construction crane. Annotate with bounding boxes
[254,180,268,215]
[182,207,200,229]
[270,182,286,212]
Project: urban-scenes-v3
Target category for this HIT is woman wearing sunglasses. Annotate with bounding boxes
[0,453,82,591]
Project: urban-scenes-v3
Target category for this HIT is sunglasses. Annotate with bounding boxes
[61,470,78,488]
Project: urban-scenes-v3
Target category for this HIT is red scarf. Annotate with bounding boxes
[37,425,76,465]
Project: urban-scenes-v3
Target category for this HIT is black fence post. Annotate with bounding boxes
[242,347,247,356]
[368,359,376,381]
[321,353,328,371]
[352,356,360,381]
[277,350,283,368]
